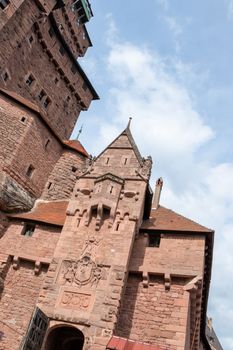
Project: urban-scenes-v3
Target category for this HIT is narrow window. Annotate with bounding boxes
[148,234,161,247]
[49,27,54,38]
[71,64,77,74]
[0,0,10,10]
[59,45,65,56]
[28,35,33,44]
[20,116,26,123]
[2,71,9,82]
[26,164,35,178]
[45,139,50,149]
[47,182,52,189]
[38,89,46,101]
[109,186,114,194]
[116,222,120,231]
[82,82,88,91]
[44,97,51,109]
[72,166,77,173]
[22,223,35,237]
[124,158,128,165]
[106,157,109,164]
[26,74,35,87]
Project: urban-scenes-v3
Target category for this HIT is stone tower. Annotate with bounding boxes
[0,0,98,218]
[0,0,98,140]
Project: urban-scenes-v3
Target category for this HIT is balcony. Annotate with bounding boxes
[72,0,93,24]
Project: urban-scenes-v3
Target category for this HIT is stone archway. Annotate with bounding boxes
[44,326,85,350]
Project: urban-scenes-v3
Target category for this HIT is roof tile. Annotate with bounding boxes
[141,205,213,233]
[8,200,68,226]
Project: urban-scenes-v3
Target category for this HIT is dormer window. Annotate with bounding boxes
[22,223,35,237]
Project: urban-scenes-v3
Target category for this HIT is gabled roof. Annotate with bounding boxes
[95,125,143,165]
[8,200,68,226]
[141,205,213,233]
[106,336,162,350]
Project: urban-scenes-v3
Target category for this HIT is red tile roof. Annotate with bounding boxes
[107,337,163,350]
[141,205,213,233]
[8,201,68,226]
[63,140,88,157]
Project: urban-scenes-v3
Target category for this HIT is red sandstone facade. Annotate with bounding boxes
[0,1,222,350]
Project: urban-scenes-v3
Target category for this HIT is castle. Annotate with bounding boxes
[0,1,222,349]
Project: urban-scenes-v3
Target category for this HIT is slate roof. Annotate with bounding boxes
[141,205,213,233]
[106,337,162,350]
[8,201,68,226]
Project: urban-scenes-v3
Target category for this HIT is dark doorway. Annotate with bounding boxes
[45,326,84,350]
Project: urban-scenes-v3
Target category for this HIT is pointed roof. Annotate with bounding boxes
[141,205,213,233]
[63,140,88,157]
[96,124,143,165]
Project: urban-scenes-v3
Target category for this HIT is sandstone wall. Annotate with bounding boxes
[116,274,189,350]
[0,94,63,211]
[0,260,48,350]
[42,150,87,201]
[0,221,61,261]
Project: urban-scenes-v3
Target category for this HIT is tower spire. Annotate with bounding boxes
[127,117,132,130]
[76,124,83,140]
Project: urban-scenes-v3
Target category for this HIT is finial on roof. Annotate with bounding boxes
[152,177,163,210]
[127,117,132,129]
[76,124,83,140]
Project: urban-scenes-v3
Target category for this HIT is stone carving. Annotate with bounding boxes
[62,257,108,288]
[140,156,152,178]
[59,291,91,310]
[82,235,100,258]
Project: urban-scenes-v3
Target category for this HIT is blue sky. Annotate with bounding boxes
[72,1,233,348]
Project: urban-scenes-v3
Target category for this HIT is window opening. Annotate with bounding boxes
[124,158,128,165]
[26,164,35,178]
[28,35,33,44]
[26,74,35,87]
[0,0,10,10]
[38,89,46,101]
[82,82,87,91]
[45,139,50,149]
[106,157,109,164]
[22,223,35,237]
[47,182,52,189]
[109,186,114,194]
[44,97,51,109]
[3,71,9,82]
[116,222,120,231]
[59,45,65,56]
[49,27,54,37]
[20,116,26,123]
[148,234,161,247]
[72,166,77,173]
[71,64,77,74]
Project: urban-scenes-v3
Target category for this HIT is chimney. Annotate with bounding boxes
[152,177,163,209]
